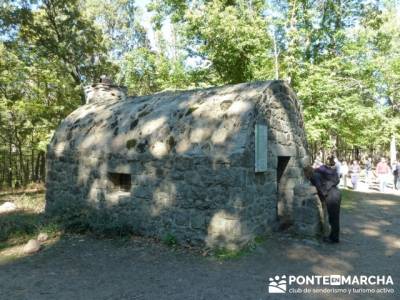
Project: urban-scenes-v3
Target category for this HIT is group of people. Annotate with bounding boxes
[328,157,400,192]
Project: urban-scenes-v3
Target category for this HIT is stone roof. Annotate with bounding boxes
[49,80,301,159]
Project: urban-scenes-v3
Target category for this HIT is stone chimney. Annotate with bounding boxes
[84,76,127,104]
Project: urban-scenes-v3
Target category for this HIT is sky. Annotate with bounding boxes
[136,0,173,51]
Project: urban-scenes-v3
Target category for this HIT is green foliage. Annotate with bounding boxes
[269,0,400,156]
[298,57,380,149]
[1,0,400,187]
[184,0,272,83]
[119,36,190,95]
[213,247,245,259]
[82,0,147,59]
[163,233,178,247]
[13,0,113,89]
[212,236,264,260]
[0,0,114,187]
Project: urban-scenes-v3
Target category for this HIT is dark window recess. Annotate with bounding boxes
[277,156,290,184]
[108,172,131,192]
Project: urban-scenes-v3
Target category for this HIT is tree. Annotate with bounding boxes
[2,0,114,104]
[150,0,274,84]
[0,0,114,187]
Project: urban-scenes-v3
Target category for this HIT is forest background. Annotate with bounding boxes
[0,0,399,188]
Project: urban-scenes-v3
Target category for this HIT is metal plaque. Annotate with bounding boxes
[255,124,268,172]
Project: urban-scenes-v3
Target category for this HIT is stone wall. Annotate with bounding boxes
[292,184,327,237]
[46,148,279,250]
[46,80,321,249]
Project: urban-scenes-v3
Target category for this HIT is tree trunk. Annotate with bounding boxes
[8,142,13,188]
[39,151,46,182]
[34,151,41,182]
[31,135,35,182]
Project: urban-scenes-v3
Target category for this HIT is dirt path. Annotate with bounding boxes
[0,189,399,300]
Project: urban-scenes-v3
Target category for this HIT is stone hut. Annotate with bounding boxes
[46,80,325,250]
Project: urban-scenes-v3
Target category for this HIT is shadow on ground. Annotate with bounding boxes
[0,211,43,249]
[0,189,399,300]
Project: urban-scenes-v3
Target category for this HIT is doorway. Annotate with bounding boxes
[277,156,290,184]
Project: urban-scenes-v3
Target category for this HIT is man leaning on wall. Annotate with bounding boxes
[304,157,341,243]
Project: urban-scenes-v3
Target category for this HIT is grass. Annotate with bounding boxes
[213,235,267,260]
[340,188,358,211]
[0,190,61,252]
[213,247,251,259]
[1,192,45,213]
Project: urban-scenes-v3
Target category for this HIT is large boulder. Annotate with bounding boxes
[22,239,41,254]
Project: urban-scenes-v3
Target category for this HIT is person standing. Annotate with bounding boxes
[350,160,361,190]
[365,157,372,188]
[392,161,397,190]
[334,158,342,177]
[341,161,349,188]
[375,157,390,192]
[393,161,400,190]
[304,158,341,243]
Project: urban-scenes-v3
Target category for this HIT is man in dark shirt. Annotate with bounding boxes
[304,158,341,243]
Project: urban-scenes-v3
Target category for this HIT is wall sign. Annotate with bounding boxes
[255,124,268,172]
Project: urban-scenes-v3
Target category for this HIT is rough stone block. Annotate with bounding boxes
[269,143,297,157]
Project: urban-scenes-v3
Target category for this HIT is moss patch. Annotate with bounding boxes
[138,110,150,118]
[126,139,137,149]
[185,106,199,116]
[167,136,176,149]
[130,119,139,130]
[163,233,178,247]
